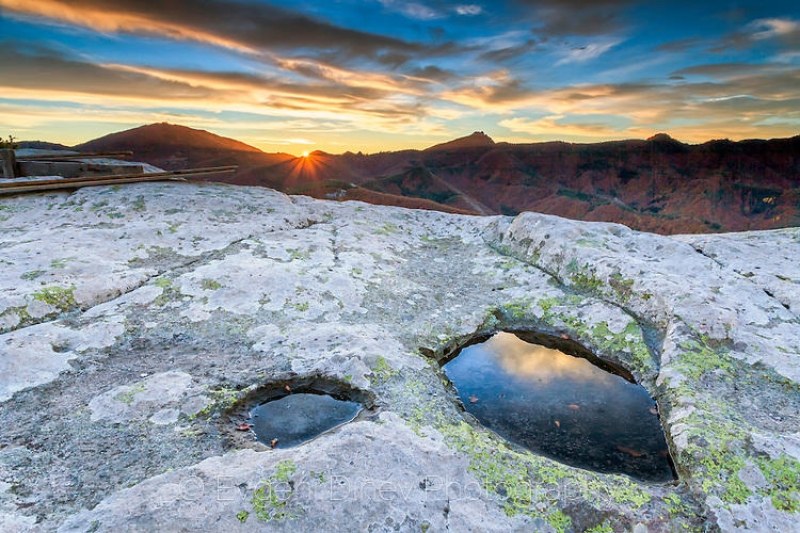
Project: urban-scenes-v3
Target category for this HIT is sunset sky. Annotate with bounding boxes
[1,0,798,154]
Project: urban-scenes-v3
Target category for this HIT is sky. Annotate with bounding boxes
[1,0,799,154]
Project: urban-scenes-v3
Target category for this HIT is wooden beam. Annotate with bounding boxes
[0,175,190,195]
[17,151,134,161]
[0,165,237,190]
[1,149,16,179]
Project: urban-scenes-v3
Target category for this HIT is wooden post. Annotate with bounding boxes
[1,149,16,179]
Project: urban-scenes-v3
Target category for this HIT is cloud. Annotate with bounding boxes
[0,40,458,138]
[556,41,619,65]
[455,4,482,16]
[0,41,212,101]
[749,18,800,40]
[478,40,537,63]
[716,16,800,51]
[378,0,442,20]
[0,0,432,63]
[405,65,457,82]
[484,61,800,142]
[513,0,637,37]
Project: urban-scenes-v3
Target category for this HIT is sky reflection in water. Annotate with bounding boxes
[444,332,675,482]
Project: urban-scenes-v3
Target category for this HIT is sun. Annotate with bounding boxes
[301,150,310,158]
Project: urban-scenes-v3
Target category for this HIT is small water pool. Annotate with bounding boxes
[443,331,675,482]
[250,393,362,448]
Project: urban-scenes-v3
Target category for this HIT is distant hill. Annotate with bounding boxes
[74,123,470,214]
[77,123,263,153]
[71,124,800,234]
[425,131,495,151]
[18,140,72,150]
[75,123,294,179]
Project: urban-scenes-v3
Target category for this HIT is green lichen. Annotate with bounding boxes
[373,222,399,235]
[0,306,31,329]
[192,387,242,419]
[153,278,182,306]
[589,320,654,374]
[292,301,310,312]
[586,521,614,533]
[200,278,222,291]
[440,421,534,516]
[131,196,146,212]
[32,285,77,311]
[609,273,635,303]
[371,355,398,383]
[501,300,532,320]
[251,460,298,522]
[688,443,751,505]
[433,419,653,521]
[757,455,800,513]
[287,248,310,261]
[154,278,172,289]
[21,270,45,281]
[541,303,653,375]
[674,336,734,380]
[538,297,560,313]
[114,383,146,405]
[547,510,572,533]
[236,510,249,523]
[566,259,603,292]
[50,258,69,269]
[663,493,687,516]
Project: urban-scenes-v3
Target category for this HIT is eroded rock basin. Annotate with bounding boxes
[443,331,676,482]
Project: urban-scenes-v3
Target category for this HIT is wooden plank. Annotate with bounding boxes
[0,165,237,189]
[0,174,192,195]
[1,149,16,179]
[18,161,144,179]
[17,151,134,161]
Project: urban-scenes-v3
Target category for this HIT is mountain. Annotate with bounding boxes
[425,131,495,151]
[74,123,471,214]
[18,140,72,151]
[74,123,293,177]
[348,134,800,233]
[71,124,800,234]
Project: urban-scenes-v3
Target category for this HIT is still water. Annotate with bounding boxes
[443,332,675,482]
[250,393,362,448]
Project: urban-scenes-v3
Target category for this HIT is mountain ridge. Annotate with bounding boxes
[28,122,800,234]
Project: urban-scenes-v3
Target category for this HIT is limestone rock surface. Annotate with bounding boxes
[1,181,798,532]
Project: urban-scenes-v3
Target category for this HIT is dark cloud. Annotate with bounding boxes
[513,0,638,37]
[713,17,800,53]
[673,62,775,78]
[376,52,413,68]
[0,39,439,122]
[405,65,456,82]
[1,0,438,63]
[478,39,538,62]
[655,37,705,53]
[0,40,211,99]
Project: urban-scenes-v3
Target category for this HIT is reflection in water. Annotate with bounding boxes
[250,393,361,448]
[443,332,675,482]
[489,333,615,385]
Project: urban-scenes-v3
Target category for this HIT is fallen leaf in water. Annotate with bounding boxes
[554,420,561,428]
[568,403,580,411]
[469,395,479,404]
[270,438,279,449]
[235,423,253,431]
[616,445,645,457]
[649,406,658,415]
